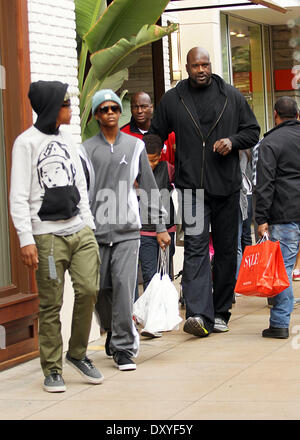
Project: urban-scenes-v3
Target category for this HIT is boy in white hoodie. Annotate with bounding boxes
[10,80,103,392]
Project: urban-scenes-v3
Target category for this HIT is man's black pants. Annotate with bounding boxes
[181,190,239,332]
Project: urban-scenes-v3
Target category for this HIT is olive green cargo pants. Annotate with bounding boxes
[34,226,100,376]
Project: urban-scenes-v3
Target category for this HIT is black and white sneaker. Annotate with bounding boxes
[43,371,66,393]
[66,352,104,384]
[113,352,136,371]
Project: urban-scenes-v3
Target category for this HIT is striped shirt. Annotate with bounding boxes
[252,139,263,186]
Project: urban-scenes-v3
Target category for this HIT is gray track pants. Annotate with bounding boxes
[95,239,140,358]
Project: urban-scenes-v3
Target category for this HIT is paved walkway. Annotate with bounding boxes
[1,272,300,421]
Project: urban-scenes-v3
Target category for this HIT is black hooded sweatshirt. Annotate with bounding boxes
[28,80,68,134]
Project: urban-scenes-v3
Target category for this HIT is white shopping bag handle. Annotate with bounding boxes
[157,247,169,277]
[256,232,269,244]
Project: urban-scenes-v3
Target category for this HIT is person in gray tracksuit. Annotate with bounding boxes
[80,89,171,371]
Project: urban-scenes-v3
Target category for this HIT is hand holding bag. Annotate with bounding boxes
[235,234,289,297]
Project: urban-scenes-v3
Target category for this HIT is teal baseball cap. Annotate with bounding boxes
[92,89,123,115]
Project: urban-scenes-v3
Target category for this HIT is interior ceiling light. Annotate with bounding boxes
[230,31,237,35]
[236,33,246,37]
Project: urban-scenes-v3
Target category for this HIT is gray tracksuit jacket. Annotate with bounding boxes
[81,130,167,245]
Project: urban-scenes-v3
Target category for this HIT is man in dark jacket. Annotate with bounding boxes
[149,47,260,337]
[256,96,300,339]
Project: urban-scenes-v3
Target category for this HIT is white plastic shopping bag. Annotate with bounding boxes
[133,248,182,334]
[132,319,140,358]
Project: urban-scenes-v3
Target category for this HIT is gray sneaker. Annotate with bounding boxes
[44,371,66,393]
[183,316,209,337]
[66,352,104,384]
[213,317,229,333]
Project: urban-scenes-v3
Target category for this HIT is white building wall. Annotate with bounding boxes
[27,0,100,350]
[27,0,81,145]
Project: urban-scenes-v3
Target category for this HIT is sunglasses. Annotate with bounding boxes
[61,100,71,108]
[98,105,120,114]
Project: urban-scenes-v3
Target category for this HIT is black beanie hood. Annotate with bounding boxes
[28,81,69,134]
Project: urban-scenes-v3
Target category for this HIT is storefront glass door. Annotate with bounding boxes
[221,14,273,134]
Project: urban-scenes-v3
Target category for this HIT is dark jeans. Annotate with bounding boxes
[181,190,239,331]
[139,232,175,291]
[241,194,253,252]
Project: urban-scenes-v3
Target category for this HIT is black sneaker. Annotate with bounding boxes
[66,352,104,384]
[43,371,66,393]
[113,352,136,371]
[105,331,112,358]
[183,316,209,337]
[262,326,289,339]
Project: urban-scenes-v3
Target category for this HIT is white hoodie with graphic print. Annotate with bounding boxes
[10,125,95,248]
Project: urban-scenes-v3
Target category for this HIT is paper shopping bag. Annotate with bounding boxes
[235,239,289,297]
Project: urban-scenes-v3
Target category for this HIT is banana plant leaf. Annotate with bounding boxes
[76,0,178,140]
[118,96,131,127]
[75,0,106,39]
[90,23,178,80]
[84,0,171,54]
[83,117,100,142]
[80,67,128,113]
[75,0,107,90]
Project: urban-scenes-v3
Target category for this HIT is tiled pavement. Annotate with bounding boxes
[1,274,300,421]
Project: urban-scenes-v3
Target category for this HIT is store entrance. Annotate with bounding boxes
[230,17,265,131]
[221,14,274,133]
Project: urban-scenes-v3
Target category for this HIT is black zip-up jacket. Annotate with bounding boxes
[149,75,260,196]
[255,119,300,225]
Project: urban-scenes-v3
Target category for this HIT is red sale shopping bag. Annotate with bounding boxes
[235,239,289,297]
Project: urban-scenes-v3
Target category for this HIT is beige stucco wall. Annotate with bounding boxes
[174,8,223,78]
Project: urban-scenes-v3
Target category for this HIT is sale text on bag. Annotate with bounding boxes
[243,252,260,269]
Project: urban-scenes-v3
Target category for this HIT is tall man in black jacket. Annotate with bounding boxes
[256,96,300,339]
[149,47,260,336]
